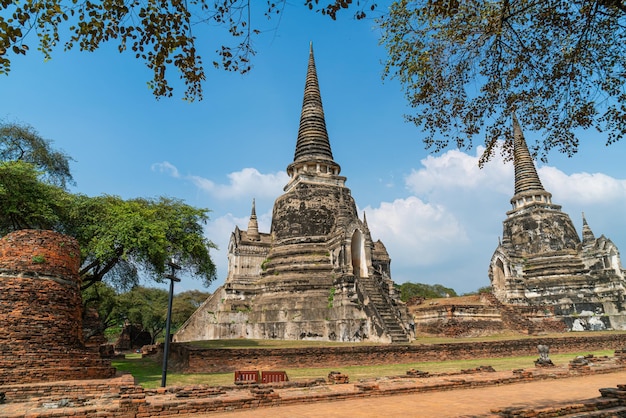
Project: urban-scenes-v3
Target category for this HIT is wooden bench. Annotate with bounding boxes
[234,370,260,385]
[261,371,289,384]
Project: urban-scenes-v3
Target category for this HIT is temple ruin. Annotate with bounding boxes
[175,45,412,343]
[0,229,116,384]
[488,115,626,331]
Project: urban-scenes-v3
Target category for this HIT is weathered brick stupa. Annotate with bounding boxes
[0,229,116,384]
[489,115,626,331]
[175,46,412,343]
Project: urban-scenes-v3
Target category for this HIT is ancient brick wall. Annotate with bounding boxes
[0,229,116,384]
[169,334,626,373]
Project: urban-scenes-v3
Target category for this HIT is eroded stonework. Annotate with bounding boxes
[175,46,411,343]
[489,115,626,330]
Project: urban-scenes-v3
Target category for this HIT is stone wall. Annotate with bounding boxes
[0,229,116,384]
[167,334,626,373]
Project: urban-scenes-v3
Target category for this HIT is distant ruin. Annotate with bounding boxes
[0,229,116,384]
[175,45,412,344]
[488,115,626,331]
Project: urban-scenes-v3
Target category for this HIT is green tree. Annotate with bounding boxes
[82,281,123,340]
[379,0,626,163]
[396,282,458,302]
[61,194,217,290]
[463,285,493,296]
[3,2,624,159]
[0,0,272,100]
[118,286,169,344]
[172,290,210,326]
[302,0,626,161]
[0,122,73,187]
[0,160,68,234]
[0,122,218,291]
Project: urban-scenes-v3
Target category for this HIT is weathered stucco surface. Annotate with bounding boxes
[175,46,411,344]
[489,116,626,330]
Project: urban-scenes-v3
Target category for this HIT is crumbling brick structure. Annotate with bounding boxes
[0,229,116,384]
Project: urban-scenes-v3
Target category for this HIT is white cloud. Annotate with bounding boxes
[363,196,468,267]
[151,161,181,178]
[540,166,626,206]
[405,147,512,198]
[179,148,626,296]
[153,162,289,201]
[365,147,626,294]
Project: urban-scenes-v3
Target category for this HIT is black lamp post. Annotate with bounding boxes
[161,258,181,388]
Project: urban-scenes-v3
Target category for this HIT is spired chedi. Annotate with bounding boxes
[175,45,412,343]
[489,115,626,331]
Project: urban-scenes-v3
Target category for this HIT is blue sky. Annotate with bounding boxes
[2,4,626,295]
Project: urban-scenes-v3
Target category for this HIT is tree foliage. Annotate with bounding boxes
[379,0,626,163]
[0,121,73,187]
[0,0,269,100]
[301,0,626,161]
[0,160,68,233]
[4,2,622,159]
[172,289,210,326]
[62,194,218,290]
[118,286,169,344]
[396,282,458,302]
[82,285,208,342]
[82,281,123,339]
[0,121,217,291]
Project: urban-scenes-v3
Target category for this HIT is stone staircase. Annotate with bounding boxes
[485,293,536,334]
[358,275,410,343]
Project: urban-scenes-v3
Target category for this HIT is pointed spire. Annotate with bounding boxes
[292,43,338,167]
[509,113,553,211]
[363,211,368,228]
[285,44,344,192]
[582,212,596,244]
[512,113,545,196]
[247,198,260,241]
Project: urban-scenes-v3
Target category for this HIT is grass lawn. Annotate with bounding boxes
[112,333,617,388]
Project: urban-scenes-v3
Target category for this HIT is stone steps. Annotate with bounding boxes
[484,293,535,334]
[358,276,410,343]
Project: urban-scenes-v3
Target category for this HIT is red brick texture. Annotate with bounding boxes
[0,229,116,384]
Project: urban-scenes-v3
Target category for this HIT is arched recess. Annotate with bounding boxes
[351,230,368,277]
[492,258,506,293]
[608,247,620,273]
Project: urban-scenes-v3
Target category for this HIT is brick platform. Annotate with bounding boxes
[1,355,625,417]
[165,333,626,374]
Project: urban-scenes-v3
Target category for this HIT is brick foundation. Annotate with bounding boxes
[0,229,116,384]
[164,333,626,373]
[1,359,624,417]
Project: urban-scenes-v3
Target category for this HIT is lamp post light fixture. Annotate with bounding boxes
[161,257,181,388]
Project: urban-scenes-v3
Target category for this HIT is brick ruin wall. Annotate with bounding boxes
[0,229,116,384]
[168,334,626,373]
